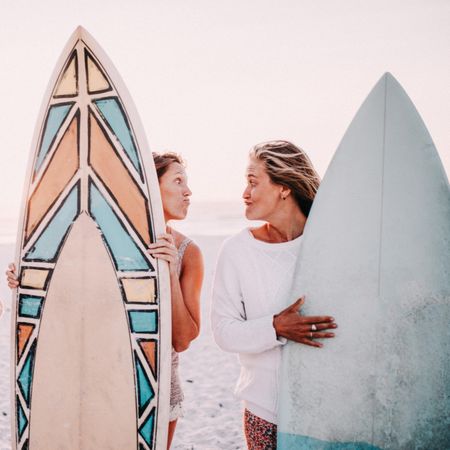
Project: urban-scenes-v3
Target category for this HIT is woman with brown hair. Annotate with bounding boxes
[211,140,337,449]
[7,151,204,449]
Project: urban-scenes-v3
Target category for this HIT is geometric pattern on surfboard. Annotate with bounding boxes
[14,29,163,450]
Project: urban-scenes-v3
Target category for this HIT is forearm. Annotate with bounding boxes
[212,313,283,354]
[170,272,199,352]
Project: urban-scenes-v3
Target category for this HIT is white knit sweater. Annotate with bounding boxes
[211,228,302,424]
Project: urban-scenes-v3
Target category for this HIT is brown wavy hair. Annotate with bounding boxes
[250,140,320,217]
[152,152,184,179]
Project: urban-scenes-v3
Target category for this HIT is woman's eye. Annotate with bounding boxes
[175,178,182,184]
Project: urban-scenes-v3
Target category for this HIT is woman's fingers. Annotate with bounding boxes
[311,331,335,339]
[297,325,336,335]
[153,234,175,245]
[6,270,17,279]
[299,338,323,348]
[148,242,174,250]
[150,254,173,263]
[148,245,177,254]
[301,315,335,324]
[8,263,16,271]
[293,296,305,310]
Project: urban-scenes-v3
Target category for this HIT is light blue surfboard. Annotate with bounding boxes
[278,73,450,449]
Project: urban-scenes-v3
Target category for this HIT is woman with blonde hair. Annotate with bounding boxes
[211,140,337,449]
[7,151,203,449]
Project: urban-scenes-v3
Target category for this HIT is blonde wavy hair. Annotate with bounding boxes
[250,140,320,217]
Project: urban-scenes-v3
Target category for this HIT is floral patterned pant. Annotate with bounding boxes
[244,409,277,449]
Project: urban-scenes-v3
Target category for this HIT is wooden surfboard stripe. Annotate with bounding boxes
[54,50,78,98]
[84,49,112,94]
[88,109,151,246]
[15,33,165,450]
[26,111,80,242]
[20,269,51,290]
[121,278,157,303]
[34,102,74,175]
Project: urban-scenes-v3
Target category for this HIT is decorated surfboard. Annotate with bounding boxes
[11,27,171,450]
[278,73,450,448]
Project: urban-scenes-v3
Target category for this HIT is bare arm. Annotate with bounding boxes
[172,243,203,351]
[148,235,203,352]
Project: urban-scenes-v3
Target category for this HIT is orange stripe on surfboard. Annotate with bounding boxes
[89,110,151,245]
[138,340,157,377]
[17,324,35,360]
[25,112,80,241]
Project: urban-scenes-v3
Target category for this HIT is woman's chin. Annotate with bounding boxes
[166,211,188,221]
[245,209,259,221]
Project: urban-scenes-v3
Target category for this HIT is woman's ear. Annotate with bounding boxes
[280,186,291,200]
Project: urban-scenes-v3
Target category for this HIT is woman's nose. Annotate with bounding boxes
[242,185,250,199]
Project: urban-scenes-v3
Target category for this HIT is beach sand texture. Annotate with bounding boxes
[0,235,245,450]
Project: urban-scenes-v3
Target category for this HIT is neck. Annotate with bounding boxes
[264,202,306,243]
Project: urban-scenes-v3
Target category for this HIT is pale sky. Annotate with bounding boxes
[1,0,449,219]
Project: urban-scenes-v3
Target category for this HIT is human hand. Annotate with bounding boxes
[147,234,179,275]
[6,263,19,289]
[273,297,337,348]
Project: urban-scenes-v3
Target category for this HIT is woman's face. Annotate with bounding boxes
[159,162,192,221]
[243,157,283,221]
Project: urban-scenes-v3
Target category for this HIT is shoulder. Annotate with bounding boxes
[217,229,252,260]
[169,228,189,248]
[180,239,203,277]
[183,240,202,260]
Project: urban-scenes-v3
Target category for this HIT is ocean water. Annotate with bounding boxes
[171,200,263,237]
[0,200,261,245]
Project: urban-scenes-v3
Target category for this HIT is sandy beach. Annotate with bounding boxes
[0,235,246,450]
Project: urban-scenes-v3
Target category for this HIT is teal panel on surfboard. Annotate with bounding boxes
[18,343,36,406]
[24,183,79,261]
[18,295,44,318]
[129,311,158,333]
[139,410,155,447]
[93,98,142,176]
[17,399,28,439]
[278,73,450,449]
[136,356,155,411]
[89,181,151,271]
[35,103,73,173]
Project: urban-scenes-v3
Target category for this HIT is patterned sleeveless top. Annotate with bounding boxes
[170,237,192,409]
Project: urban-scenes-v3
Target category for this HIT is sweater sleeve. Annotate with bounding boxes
[211,242,285,354]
